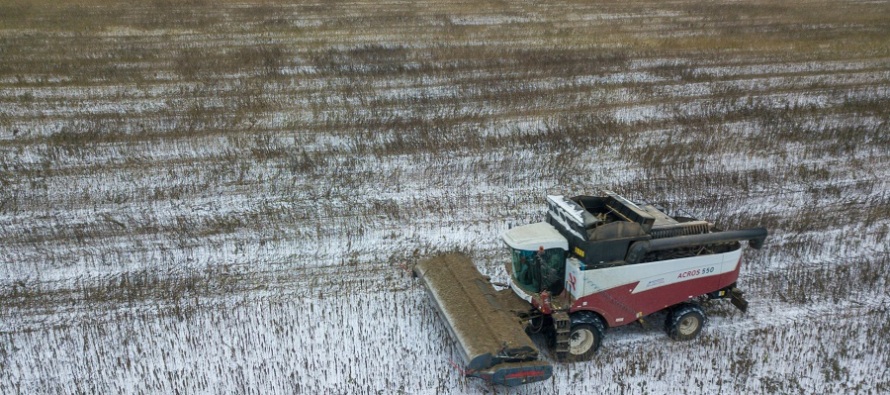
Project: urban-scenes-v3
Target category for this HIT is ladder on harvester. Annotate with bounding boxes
[553,311,570,361]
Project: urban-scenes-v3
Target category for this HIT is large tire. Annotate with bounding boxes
[566,318,605,361]
[666,304,705,341]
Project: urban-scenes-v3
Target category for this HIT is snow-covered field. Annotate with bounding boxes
[1,0,889,393]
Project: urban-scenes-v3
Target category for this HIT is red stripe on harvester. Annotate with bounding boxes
[505,370,545,379]
[448,359,474,376]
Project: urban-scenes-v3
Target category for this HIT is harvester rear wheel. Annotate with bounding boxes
[666,304,705,341]
[566,321,604,361]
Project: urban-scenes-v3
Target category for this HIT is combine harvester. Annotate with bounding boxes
[413,192,767,386]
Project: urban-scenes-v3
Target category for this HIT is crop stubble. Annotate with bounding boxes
[1,0,889,393]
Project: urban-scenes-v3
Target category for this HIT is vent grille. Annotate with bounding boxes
[650,222,710,239]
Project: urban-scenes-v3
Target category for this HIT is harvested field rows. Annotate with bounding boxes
[1,0,889,393]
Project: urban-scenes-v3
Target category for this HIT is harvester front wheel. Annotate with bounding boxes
[566,321,604,361]
[666,304,705,341]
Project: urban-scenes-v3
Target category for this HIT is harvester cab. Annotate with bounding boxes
[502,222,567,300]
[413,191,767,387]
